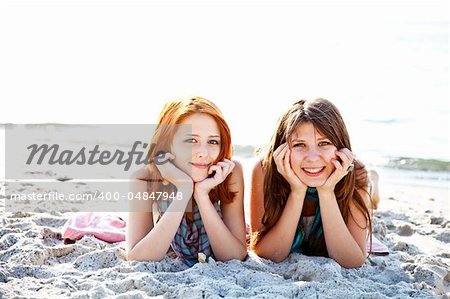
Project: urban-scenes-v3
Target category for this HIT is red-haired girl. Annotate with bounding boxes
[126,97,246,266]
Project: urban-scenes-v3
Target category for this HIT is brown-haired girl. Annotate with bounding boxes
[250,98,375,268]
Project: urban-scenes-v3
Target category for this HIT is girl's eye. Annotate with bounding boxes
[318,141,331,146]
[209,140,220,145]
[185,138,197,143]
[292,143,305,148]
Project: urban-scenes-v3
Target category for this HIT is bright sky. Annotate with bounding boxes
[0,0,448,147]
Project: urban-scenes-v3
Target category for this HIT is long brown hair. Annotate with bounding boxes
[147,96,236,203]
[252,98,372,250]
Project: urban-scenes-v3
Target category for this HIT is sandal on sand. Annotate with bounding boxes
[367,235,389,256]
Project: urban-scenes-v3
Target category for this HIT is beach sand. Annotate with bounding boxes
[0,168,449,298]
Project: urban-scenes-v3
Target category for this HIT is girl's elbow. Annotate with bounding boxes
[253,246,288,263]
[234,241,249,261]
[341,260,365,269]
[270,254,288,263]
[125,245,135,261]
[125,250,141,262]
[126,250,164,262]
[125,250,138,261]
[353,254,367,268]
[233,245,248,261]
[225,251,247,262]
[217,247,248,262]
[337,254,366,269]
[238,247,249,261]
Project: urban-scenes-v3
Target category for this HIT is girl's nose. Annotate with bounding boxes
[305,147,320,161]
[194,143,208,158]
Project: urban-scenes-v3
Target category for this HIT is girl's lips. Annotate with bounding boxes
[302,167,325,177]
[190,162,210,169]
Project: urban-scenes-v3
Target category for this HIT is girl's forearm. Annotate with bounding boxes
[253,190,306,262]
[127,187,192,261]
[318,191,366,268]
[195,194,247,261]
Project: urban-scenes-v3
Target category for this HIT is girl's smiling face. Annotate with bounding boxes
[171,113,221,182]
[289,122,338,187]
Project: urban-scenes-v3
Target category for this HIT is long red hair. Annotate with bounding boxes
[147,97,236,203]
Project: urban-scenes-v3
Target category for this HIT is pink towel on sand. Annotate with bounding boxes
[62,212,126,243]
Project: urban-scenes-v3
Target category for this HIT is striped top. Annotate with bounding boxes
[155,199,222,266]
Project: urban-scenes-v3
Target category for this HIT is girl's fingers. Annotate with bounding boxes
[209,165,223,180]
[327,159,344,183]
[154,154,166,164]
[215,166,223,179]
[273,143,287,157]
[274,144,288,164]
[274,144,288,174]
[216,163,230,179]
[221,160,235,179]
[283,147,293,176]
[206,166,223,184]
[338,148,355,163]
[337,150,356,173]
[223,160,235,176]
[216,160,231,169]
[166,152,176,160]
[216,160,234,176]
[332,158,343,171]
[208,165,220,175]
[216,162,228,170]
[323,150,356,189]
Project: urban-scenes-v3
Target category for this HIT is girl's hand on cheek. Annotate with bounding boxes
[194,159,235,198]
[154,152,193,193]
[274,143,307,194]
[318,148,355,193]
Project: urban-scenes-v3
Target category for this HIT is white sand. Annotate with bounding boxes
[1,168,449,298]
